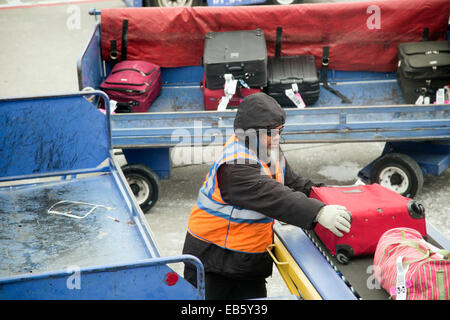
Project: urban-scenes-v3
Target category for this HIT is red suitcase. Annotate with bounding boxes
[100,60,161,112]
[202,76,261,111]
[310,184,426,264]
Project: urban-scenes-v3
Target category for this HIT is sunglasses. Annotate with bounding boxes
[265,126,284,136]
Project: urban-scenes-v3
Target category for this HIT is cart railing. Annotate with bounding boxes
[110,104,450,148]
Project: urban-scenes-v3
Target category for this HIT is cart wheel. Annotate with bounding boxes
[122,164,160,213]
[335,245,353,265]
[149,0,201,7]
[369,153,423,198]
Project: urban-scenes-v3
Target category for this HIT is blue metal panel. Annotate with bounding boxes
[123,148,171,180]
[314,80,404,107]
[149,83,205,113]
[325,70,397,82]
[77,23,104,91]
[110,102,450,147]
[0,256,204,300]
[274,224,358,300]
[384,141,450,176]
[0,92,110,179]
[161,66,204,85]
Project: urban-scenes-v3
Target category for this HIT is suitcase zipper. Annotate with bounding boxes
[111,67,156,76]
[103,87,148,94]
[105,68,157,86]
[102,73,157,93]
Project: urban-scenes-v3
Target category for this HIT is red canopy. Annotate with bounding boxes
[101,0,449,72]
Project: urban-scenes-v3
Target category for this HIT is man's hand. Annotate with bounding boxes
[316,205,352,237]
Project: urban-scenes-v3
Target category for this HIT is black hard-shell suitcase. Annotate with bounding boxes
[397,41,450,104]
[266,55,320,106]
[265,27,320,107]
[203,29,267,90]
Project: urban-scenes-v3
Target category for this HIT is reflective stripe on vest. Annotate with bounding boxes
[187,134,286,253]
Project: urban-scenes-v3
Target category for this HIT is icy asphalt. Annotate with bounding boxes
[1,0,448,299]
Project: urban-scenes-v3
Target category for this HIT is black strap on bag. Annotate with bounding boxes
[109,19,129,66]
[321,47,352,104]
[421,28,429,41]
[105,20,135,113]
[275,26,282,59]
[110,40,118,63]
[121,19,129,61]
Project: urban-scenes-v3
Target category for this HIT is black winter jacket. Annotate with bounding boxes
[182,157,325,280]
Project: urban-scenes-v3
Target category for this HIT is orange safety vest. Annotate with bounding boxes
[187,134,286,254]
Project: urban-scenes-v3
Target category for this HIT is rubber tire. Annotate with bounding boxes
[369,153,424,198]
[150,0,201,7]
[122,164,160,213]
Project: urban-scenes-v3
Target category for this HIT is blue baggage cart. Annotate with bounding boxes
[0,92,204,299]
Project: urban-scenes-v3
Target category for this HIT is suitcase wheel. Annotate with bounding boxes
[335,244,354,265]
[407,200,426,219]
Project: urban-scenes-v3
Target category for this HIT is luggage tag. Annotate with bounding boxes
[285,83,306,108]
[218,74,238,111]
[436,88,445,104]
[415,95,425,105]
[110,100,118,113]
[392,256,411,300]
[434,88,446,105]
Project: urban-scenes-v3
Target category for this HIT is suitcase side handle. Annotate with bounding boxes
[280,77,304,84]
[226,65,244,72]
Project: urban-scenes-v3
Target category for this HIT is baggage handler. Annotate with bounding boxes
[182,93,352,300]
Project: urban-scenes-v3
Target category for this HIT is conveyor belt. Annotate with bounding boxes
[273,221,448,300]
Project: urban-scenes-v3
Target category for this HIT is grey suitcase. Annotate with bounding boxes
[397,41,450,103]
[203,29,267,90]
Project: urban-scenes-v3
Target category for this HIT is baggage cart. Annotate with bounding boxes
[74,2,450,299]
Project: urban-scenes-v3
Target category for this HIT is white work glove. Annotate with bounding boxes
[316,205,352,237]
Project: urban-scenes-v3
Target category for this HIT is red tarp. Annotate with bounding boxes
[101,0,450,72]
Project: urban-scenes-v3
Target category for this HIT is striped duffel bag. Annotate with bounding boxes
[374,227,450,300]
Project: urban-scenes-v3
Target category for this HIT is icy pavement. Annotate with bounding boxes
[144,141,449,298]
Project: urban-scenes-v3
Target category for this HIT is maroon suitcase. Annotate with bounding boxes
[201,76,261,110]
[310,184,426,264]
[100,60,161,112]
